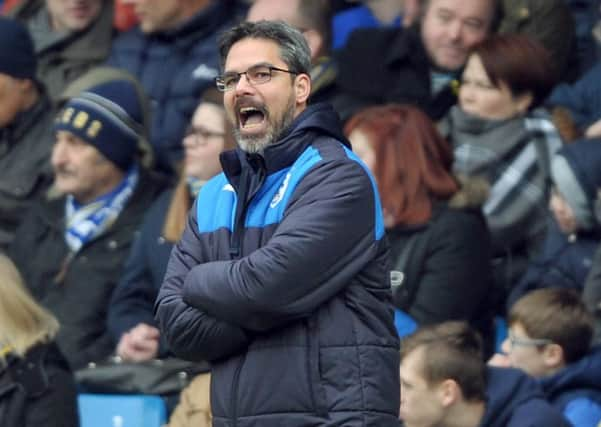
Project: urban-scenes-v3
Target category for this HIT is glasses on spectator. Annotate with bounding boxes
[507,333,552,348]
[184,126,225,146]
[215,64,298,92]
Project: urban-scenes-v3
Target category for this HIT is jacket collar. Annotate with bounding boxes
[220,102,347,185]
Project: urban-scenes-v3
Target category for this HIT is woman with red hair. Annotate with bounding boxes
[346,104,494,350]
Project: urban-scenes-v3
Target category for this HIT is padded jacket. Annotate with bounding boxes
[107,1,244,174]
[156,103,400,427]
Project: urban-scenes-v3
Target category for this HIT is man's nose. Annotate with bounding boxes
[51,140,67,165]
[447,21,462,40]
[234,73,255,94]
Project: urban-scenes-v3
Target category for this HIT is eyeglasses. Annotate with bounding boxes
[184,126,225,145]
[507,333,553,348]
[215,64,298,92]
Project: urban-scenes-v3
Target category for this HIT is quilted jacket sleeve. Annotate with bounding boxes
[155,203,251,363]
[182,158,385,332]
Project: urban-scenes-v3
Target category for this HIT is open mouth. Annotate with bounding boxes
[238,106,267,129]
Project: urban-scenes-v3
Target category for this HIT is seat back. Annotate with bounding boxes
[78,393,167,427]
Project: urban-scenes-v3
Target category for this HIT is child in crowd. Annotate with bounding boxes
[493,288,601,427]
[509,138,601,307]
[400,321,567,427]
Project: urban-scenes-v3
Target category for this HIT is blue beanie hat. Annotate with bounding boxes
[0,17,36,80]
[54,80,145,171]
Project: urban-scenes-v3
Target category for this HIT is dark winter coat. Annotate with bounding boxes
[334,26,457,121]
[548,62,601,130]
[8,171,164,369]
[156,103,400,426]
[0,342,79,427]
[107,1,244,174]
[539,347,601,427]
[0,92,55,250]
[482,367,569,427]
[508,218,600,308]
[388,186,494,349]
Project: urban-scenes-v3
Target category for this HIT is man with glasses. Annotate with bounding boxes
[400,321,567,427]
[491,288,601,426]
[156,20,400,426]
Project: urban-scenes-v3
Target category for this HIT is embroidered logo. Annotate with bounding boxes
[192,64,218,80]
[270,173,291,208]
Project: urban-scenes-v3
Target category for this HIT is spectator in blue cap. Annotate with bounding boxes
[0,16,56,251]
[8,77,165,370]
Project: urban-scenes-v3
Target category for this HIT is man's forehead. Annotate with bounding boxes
[400,347,427,382]
[224,38,283,71]
[247,0,300,23]
[425,0,495,21]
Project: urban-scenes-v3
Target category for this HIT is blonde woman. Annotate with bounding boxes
[0,255,78,427]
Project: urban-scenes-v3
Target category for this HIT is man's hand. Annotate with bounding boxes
[116,323,160,362]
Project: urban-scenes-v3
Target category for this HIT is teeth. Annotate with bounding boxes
[240,107,259,113]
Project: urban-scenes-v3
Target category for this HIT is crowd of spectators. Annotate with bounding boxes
[1,0,601,426]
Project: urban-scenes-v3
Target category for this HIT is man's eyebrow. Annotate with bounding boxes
[223,61,274,73]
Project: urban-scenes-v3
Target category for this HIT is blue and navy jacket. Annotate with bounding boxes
[107,1,245,174]
[539,347,601,427]
[481,367,569,427]
[156,103,400,427]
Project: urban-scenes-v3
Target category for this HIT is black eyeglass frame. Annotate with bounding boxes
[215,64,298,92]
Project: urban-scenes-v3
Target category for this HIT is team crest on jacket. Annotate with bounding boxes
[270,172,291,208]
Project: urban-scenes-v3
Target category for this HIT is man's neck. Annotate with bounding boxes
[444,400,486,427]
[176,0,212,27]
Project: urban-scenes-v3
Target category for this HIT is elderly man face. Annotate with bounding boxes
[420,0,496,72]
[46,0,103,32]
[51,130,124,204]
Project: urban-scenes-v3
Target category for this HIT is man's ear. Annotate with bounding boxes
[438,379,461,407]
[294,73,311,105]
[542,343,565,369]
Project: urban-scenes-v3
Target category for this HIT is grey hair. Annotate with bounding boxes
[218,20,312,76]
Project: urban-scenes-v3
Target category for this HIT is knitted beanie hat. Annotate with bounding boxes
[54,80,145,171]
[0,16,36,80]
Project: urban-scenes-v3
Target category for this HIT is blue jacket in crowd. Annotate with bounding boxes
[156,103,400,426]
[539,347,601,427]
[482,367,569,427]
[548,62,601,129]
[107,1,243,174]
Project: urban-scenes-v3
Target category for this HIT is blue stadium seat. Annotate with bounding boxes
[495,316,508,353]
[78,393,167,427]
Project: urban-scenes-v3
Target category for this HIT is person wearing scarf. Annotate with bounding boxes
[7,78,164,370]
